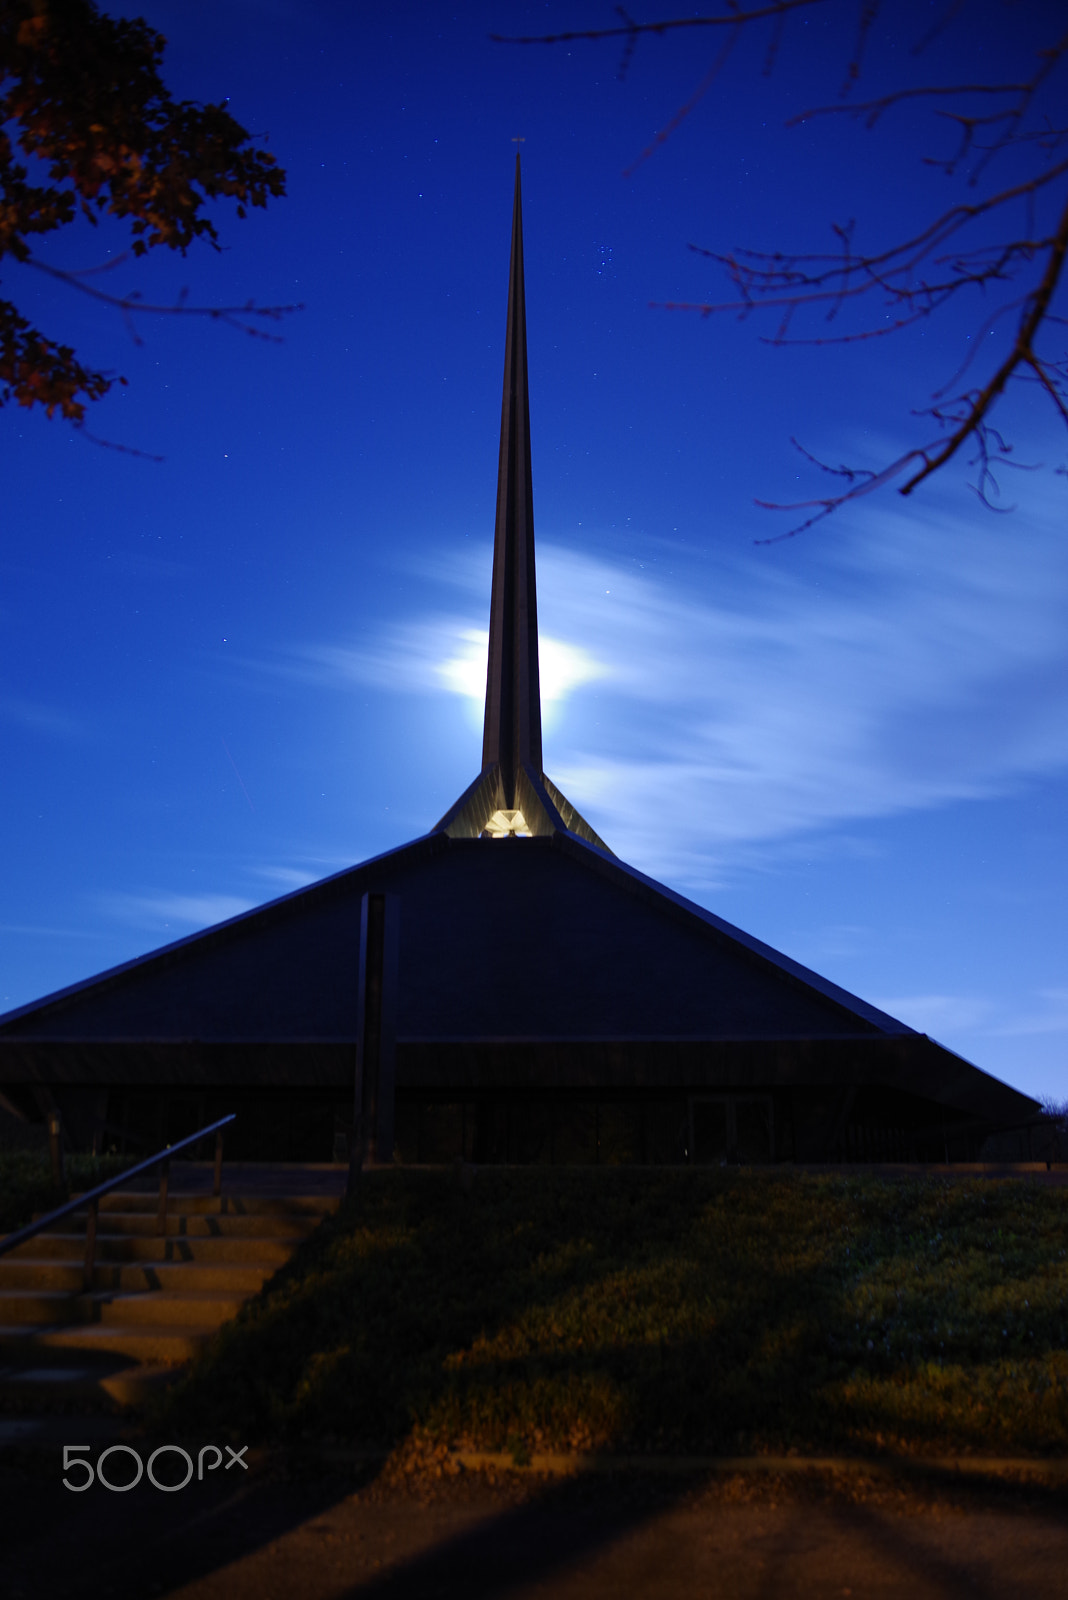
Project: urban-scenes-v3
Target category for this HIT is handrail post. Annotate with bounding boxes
[157,1157,170,1237]
[0,1112,235,1264]
[47,1110,66,1198]
[83,1198,98,1293]
[213,1127,224,1198]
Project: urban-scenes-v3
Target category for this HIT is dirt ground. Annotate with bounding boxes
[4,1449,1068,1600]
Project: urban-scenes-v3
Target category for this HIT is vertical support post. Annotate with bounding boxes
[83,1198,98,1293]
[47,1110,66,1197]
[157,1157,170,1236]
[213,1127,224,1198]
[350,891,400,1194]
[90,1089,107,1159]
[349,893,371,1196]
[376,894,399,1165]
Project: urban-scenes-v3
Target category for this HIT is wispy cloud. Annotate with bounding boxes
[102,892,256,933]
[100,859,356,936]
[250,863,333,892]
[540,496,1068,880]
[302,623,607,732]
[435,628,607,709]
[268,484,1068,888]
[0,696,86,741]
[991,987,1068,1039]
[868,994,996,1037]
[869,987,1068,1045]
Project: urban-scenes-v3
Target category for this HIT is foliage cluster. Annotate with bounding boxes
[154,1169,1068,1460]
[1,0,285,418]
[0,1147,135,1232]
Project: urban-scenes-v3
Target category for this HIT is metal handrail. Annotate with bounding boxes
[0,1113,236,1286]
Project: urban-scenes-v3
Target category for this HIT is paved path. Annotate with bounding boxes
[5,1457,1068,1600]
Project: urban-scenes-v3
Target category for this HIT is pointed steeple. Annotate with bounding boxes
[481,154,542,804]
[431,158,610,853]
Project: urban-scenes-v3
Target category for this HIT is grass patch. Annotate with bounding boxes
[152,1168,1068,1460]
[0,1150,137,1234]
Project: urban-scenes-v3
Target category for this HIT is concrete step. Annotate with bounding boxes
[0,1181,340,1397]
[34,1209,323,1239]
[0,1290,88,1326]
[0,1346,181,1412]
[83,1191,339,1218]
[0,1288,245,1330]
[8,1231,301,1264]
[0,1321,219,1363]
[91,1289,247,1327]
[0,1258,274,1294]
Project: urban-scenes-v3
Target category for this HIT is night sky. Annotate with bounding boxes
[3,1,1065,1102]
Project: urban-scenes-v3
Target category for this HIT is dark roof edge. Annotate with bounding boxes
[550,830,918,1037]
[0,831,445,1031]
[905,1034,1041,1116]
[430,767,503,837]
[541,837,1035,1112]
[535,768,613,853]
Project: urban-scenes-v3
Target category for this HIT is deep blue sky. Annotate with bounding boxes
[3,1,1066,1101]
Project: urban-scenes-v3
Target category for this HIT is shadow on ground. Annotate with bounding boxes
[5,1450,1068,1600]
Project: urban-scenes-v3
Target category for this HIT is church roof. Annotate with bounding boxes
[0,829,908,1044]
[0,827,1035,1125]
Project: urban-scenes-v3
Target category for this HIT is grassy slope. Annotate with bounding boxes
[154,1169,1068,1458]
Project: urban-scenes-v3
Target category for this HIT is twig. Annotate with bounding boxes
[490,0,824,47]
[25,258,302,342]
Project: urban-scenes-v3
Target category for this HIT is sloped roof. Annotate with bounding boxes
[0,829,906,1045]
[0,828,1038,1124]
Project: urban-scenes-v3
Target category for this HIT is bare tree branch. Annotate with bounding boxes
[623,25,741,176]
[681,159,1068,315]
[498,3,1068,535]
[25,255,303,343]
[899,188,1068,495]
[491,0,824,48]
[789,27,1068,179]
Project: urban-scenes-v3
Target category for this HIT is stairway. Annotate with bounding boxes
[0,1185,340,1413]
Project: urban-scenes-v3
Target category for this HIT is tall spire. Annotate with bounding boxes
[481,153,542,805]
[430,158,610,853]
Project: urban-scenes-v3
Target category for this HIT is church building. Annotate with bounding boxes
[0,160,1039,1165]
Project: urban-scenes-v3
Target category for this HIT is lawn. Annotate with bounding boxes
[153,1167,1068,1460]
